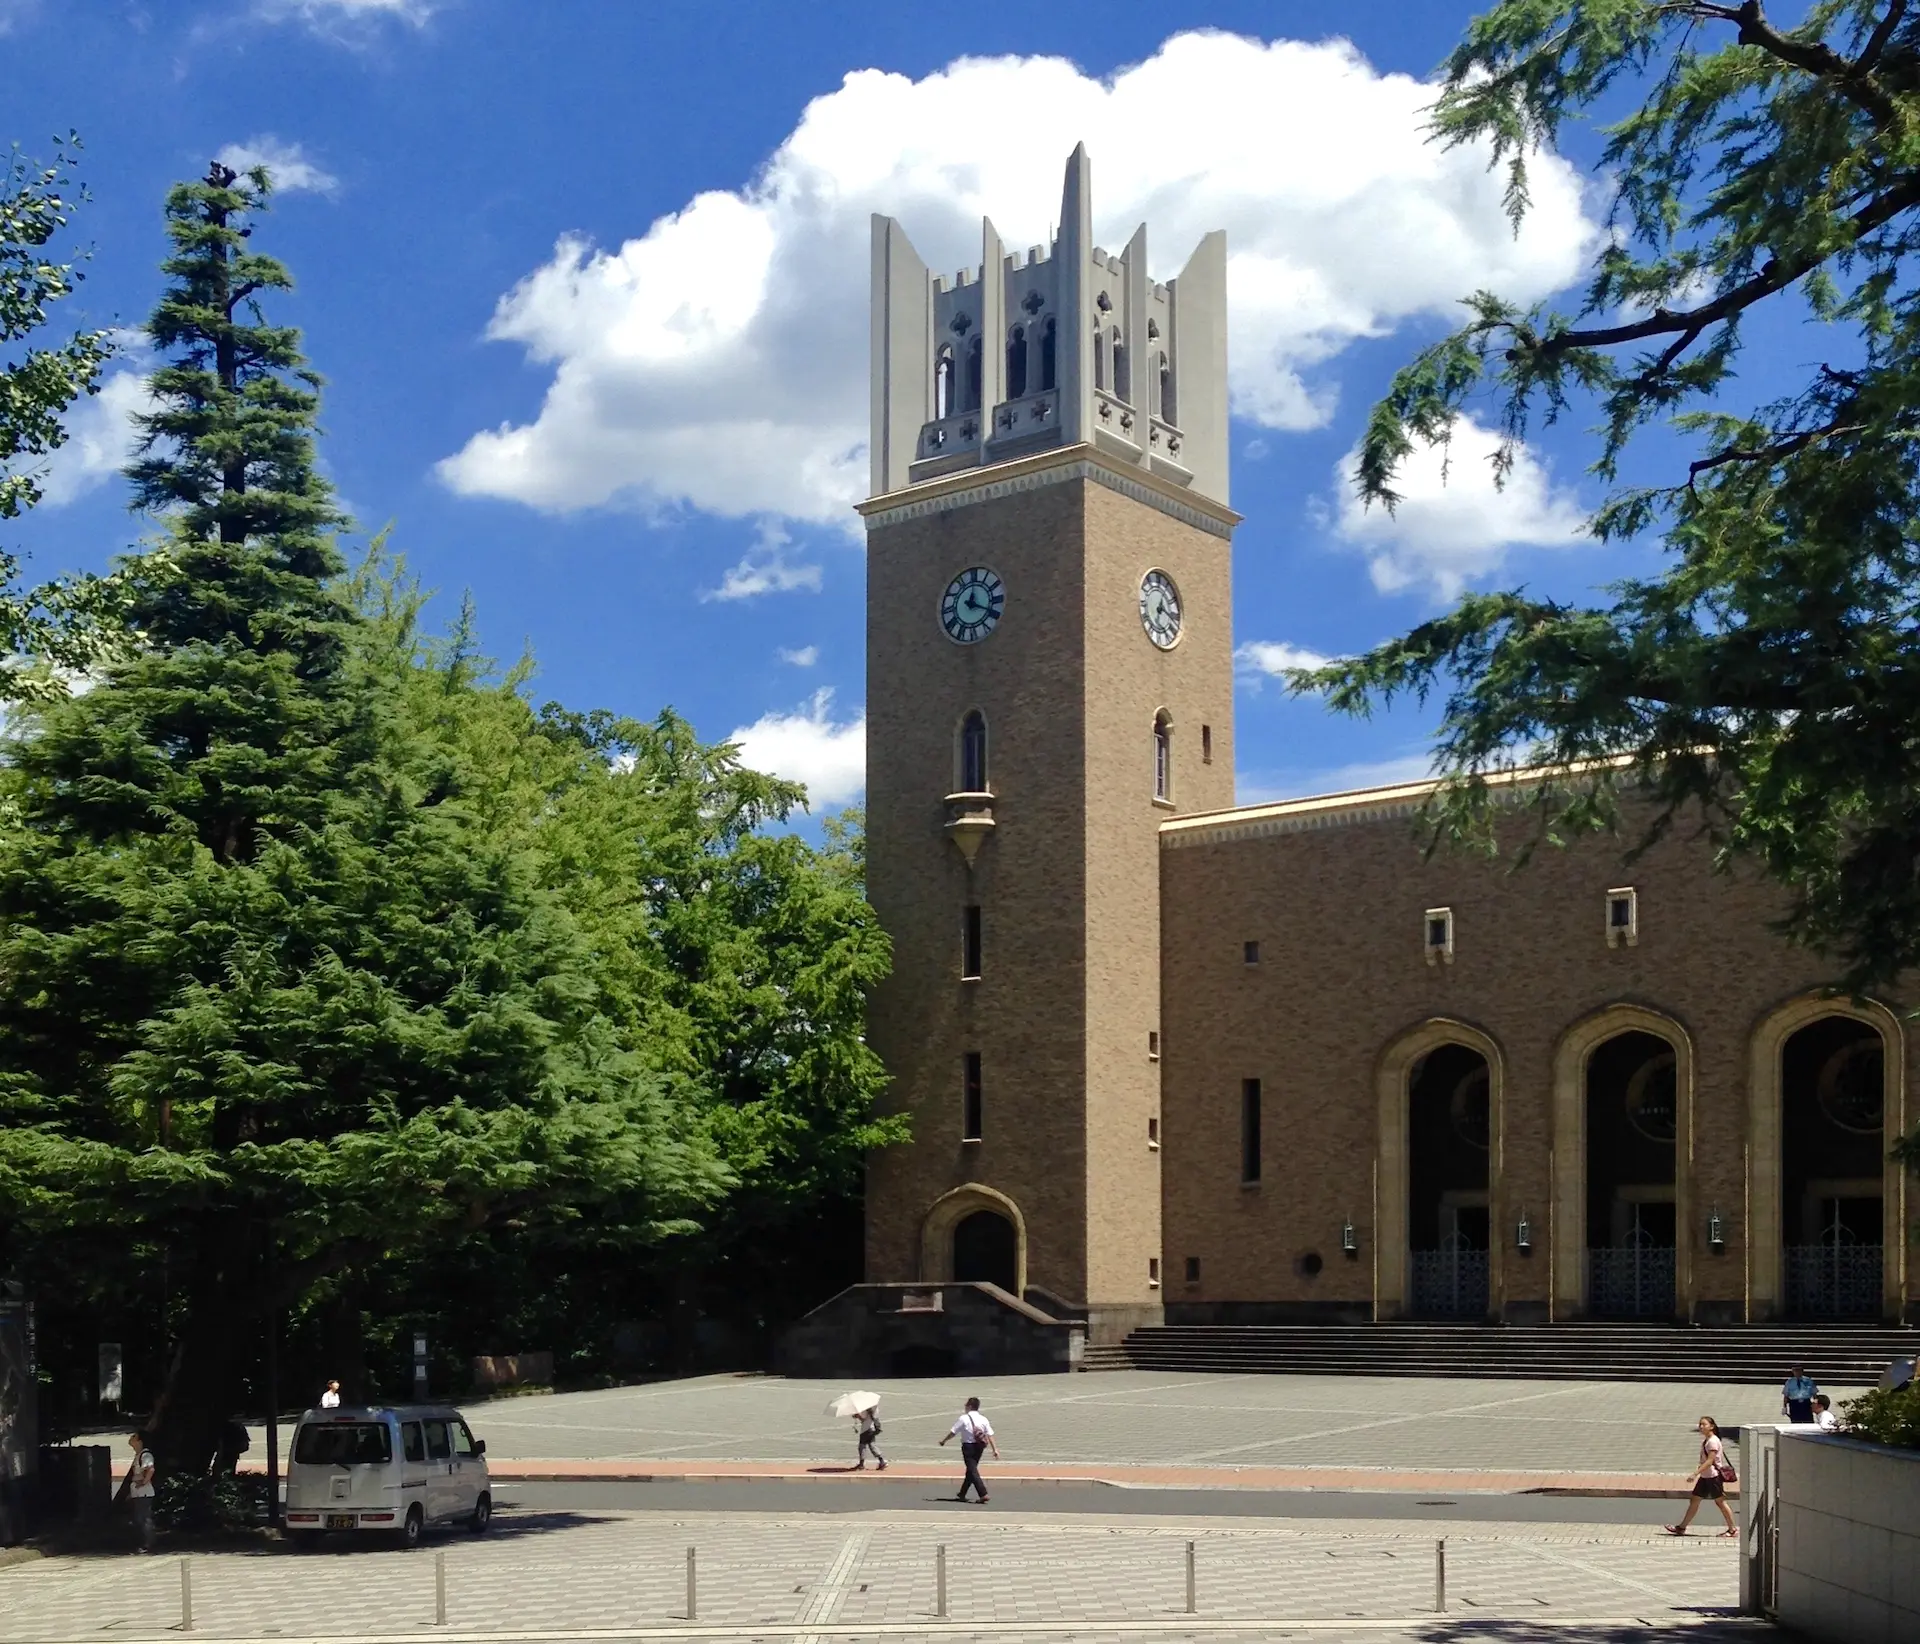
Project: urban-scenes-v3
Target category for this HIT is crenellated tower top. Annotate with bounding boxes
[868,144,1229,508]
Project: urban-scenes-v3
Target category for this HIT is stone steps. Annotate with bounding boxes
[1082,1323,1917,1384]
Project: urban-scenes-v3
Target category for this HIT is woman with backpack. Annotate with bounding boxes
[1665,1415,1737,1537]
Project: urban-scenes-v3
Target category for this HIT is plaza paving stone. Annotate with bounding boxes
[0,1509,1752,1642]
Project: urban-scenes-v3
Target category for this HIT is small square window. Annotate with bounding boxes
[1243,940,1261,965]
[1147,1030,1160,1060]
[1201,724,1213,765]
[1184,1256,1200,1284]
[1147,1257,1161,1288]
[1606,887,1639,948]
[1424,907,1454,966]
[1147,1116,1160,1148]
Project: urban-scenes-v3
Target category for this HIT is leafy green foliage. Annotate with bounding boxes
[1840,1380,1920,1446]
[1296,2,1920,989]
[0,136,153,701]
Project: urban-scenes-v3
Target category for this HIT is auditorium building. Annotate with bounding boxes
[849,147,1914,1355]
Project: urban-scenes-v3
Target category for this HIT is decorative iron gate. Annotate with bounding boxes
[1785,1213,1882,1318]
[1410,1231,1489,1319]
[1588,1226,1675,1318]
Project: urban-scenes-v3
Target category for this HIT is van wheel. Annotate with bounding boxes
[400,1505,424,1550]
[469,1494,491,1534]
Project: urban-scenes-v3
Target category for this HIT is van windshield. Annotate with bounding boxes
[294,1422,393,1466]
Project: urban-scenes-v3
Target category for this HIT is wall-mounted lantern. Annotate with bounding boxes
[1515,1211,1532,1254]
[1341,1219,1358,1256]
[1707,1207,1726,1253]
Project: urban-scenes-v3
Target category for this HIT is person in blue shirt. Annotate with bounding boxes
[1782,1366,1819,1424]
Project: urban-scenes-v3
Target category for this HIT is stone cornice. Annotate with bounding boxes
[1159,763,1585,849]
[857,443,1242,540]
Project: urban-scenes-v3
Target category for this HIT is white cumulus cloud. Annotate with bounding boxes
[703,519,823,601]
[1331,415,1589,599]
[33,363,156,508]
[215,136,339,196]
[777,645,819,668]
[1235,639,1334,690]
[437,30,1596,524]
[729,688,866,806]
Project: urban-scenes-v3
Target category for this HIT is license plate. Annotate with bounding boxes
[326,1514,356,1531]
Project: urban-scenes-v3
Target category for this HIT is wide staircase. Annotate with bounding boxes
[1082,1322,1917,1384]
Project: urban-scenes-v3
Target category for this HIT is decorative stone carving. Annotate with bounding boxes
[960,419,978,441]
[949,312,972,335]
[1021,291,1045,315]
[944,791,996,866]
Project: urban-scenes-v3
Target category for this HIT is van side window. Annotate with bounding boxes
[403,1422,425,1463]
[453,1421,475,1457]
[424,1419,452,1461]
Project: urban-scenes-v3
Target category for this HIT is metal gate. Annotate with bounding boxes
[1588,1225,1675,1318]
[1785,1211,1882,1318]
[1410,1230,1489,1319]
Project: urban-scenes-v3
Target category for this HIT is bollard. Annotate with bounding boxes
[180,1558,194,1633]
[686,1546,697,1621]
[936,1543,947,1618]
[435,1551,447,1626]
[1185,1540,1196,1615]
[1435,1538,1446,1614]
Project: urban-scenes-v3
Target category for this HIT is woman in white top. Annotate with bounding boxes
[319,1380,342,1409]
[1665,1415,1737,1536]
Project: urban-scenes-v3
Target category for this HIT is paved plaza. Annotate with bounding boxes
[0,1507,1752,1643]
[437,1371,1835,1480]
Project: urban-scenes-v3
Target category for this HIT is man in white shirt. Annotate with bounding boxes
[1813,1394,1839,1431]
[319,1380,342,1409]
[125,1432,156,1552]
[938,1396,999,1503]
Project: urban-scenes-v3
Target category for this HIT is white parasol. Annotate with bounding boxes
[826,1390,882,1418]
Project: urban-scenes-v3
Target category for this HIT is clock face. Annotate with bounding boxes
[1139,569,1183,649]
[940,566,1006,644]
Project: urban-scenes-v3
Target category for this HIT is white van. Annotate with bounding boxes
[283,1405,491,1547]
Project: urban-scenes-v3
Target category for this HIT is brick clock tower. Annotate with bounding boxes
[860,147,1239,1343]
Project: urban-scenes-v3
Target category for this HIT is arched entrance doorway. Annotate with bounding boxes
[952,1209,1019,1291]
[1586,1031,1678,1317]
[1407,1044,1492,1318]
[1782,1017,1886,1318]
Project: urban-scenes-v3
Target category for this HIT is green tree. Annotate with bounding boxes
[0,167,723,1478]
[1,136,147,698]
[1298,1,1920,991]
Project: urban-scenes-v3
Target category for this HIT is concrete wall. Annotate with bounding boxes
[1775,1431,1920,1643]
[778,1284,1084,1379]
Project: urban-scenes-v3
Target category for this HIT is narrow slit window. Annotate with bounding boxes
[1243,940,1261,966]
[1201,724,1213,765]
[958,710,988,792]
[961,904,982,980]
[1184,1256,1200,1284]
[962,1052,983,1141]
[1424,907,1455,966]
[1147,1116,1160,1148]
[1147,1030,1160,1060]
[1606,887,1639,948]
[1241,1078,1262,1184]
[1147,1257,1161,1287]
[1153,711,1173,802]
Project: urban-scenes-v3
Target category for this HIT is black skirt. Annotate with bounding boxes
[1692,1475,1725,1499]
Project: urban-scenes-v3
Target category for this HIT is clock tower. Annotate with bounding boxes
[859,147,1238,1343]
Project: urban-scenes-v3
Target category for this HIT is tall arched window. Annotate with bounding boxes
[1040,319,1057,391]
[1153,710,1172,802]
[934,346,956,420]
[1006,326,1027,400]
[964,337,983,413]
[1112,328,1130,405]
[1158,352,1175,424]
[959,710,988,793]
[1093,326,1106,391]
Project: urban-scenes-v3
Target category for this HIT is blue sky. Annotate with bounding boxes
[9,0,1710,817]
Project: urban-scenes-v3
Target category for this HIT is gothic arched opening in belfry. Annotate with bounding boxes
[1006,325,1027,399]
[952,1209,1018,1293]
[1782,1015,1886,1318]
[1585,1030,1678,1318]
[1407,1043,1491,1318]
